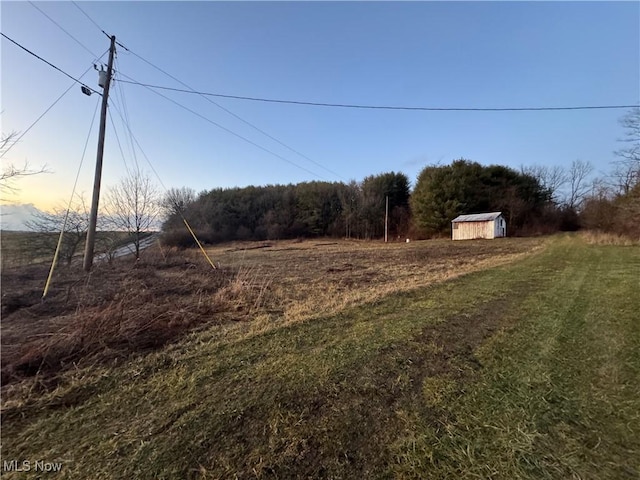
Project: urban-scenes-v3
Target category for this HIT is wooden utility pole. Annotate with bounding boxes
[384,195,389,243]
[83,35,116,271]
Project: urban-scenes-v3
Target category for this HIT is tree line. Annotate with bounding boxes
[162,172,412,246]
[15,107,639,259]
[161,162,555,244]
[163,108,639,244]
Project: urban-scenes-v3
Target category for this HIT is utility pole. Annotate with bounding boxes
[384,195,389,243]
[83,35,116,271]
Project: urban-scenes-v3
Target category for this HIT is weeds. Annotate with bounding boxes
[579,230,640,245]
[1,247,271,392]
[1,237,544,393]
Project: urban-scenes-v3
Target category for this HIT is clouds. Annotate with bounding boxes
[0,203,45,231]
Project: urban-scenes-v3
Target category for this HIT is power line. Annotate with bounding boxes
[120,46,346,181]
[71,1,110,38]
[108,100,135,177]
[107,100,217,269]
[0,50,108,159]
[2,31,328,204]
[116,72,329,181]
[112,58,141,174]
[28,0,98,58]
[1,84,74,159]
[117,79,639,112]
[1,32,102,95]
[108,101,167,191]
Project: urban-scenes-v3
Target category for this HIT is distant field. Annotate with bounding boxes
[1,230,54,267]
[0,230,147,269]
[1,235,638,479]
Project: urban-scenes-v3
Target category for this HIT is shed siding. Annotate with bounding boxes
[452,213,507,240]
[453,220,495,240]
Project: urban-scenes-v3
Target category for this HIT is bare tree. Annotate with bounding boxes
[566,159,594,210]
[105,170,161,259]
[1,132,48,200]
[612,107,640,194]
[0,131,18,156]
[522,164,568,204]
[161,186,196,218]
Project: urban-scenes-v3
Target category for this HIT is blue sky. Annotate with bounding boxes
[2,1,639,211]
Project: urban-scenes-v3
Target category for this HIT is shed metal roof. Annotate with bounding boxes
[451,212,503,223]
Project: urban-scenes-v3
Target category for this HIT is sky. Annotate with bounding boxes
[1,1,639,212]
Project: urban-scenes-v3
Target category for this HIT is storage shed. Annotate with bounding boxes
[451,212,506,240]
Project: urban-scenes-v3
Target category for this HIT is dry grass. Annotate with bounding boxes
[579,230,640,246]
[0,246,268,394]
[2,239,536,382]
[204,237,545,334]
[1,236,543,400]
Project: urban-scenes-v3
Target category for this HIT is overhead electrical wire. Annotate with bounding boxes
[71,1,110,38]
[1,33,102,95]
[64,10,639,114]
[57,8,337,183]
[116,79,639,112]
[112,58,141,174]
[0,45,108,159]
[108,101,169,191]
[107,99,218,270]
[1,83,75,160]
[64,18,635,186]
[116,71,329,181]
[24,5,639,114]
[17,4,639,117]
[108,100,135,177]
[28,0,99,58]
[120,46,347,181]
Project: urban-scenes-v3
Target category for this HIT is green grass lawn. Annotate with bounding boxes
[2,235,638,479]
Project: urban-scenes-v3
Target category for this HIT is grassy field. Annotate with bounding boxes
[1,235,638,479]
[1,231,60,268]
[1,237,541,386]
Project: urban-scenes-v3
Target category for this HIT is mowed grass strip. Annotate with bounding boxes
[2,236,638,479]
[390,238,640,480]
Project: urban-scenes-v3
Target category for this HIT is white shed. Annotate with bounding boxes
[451,212,506,240]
